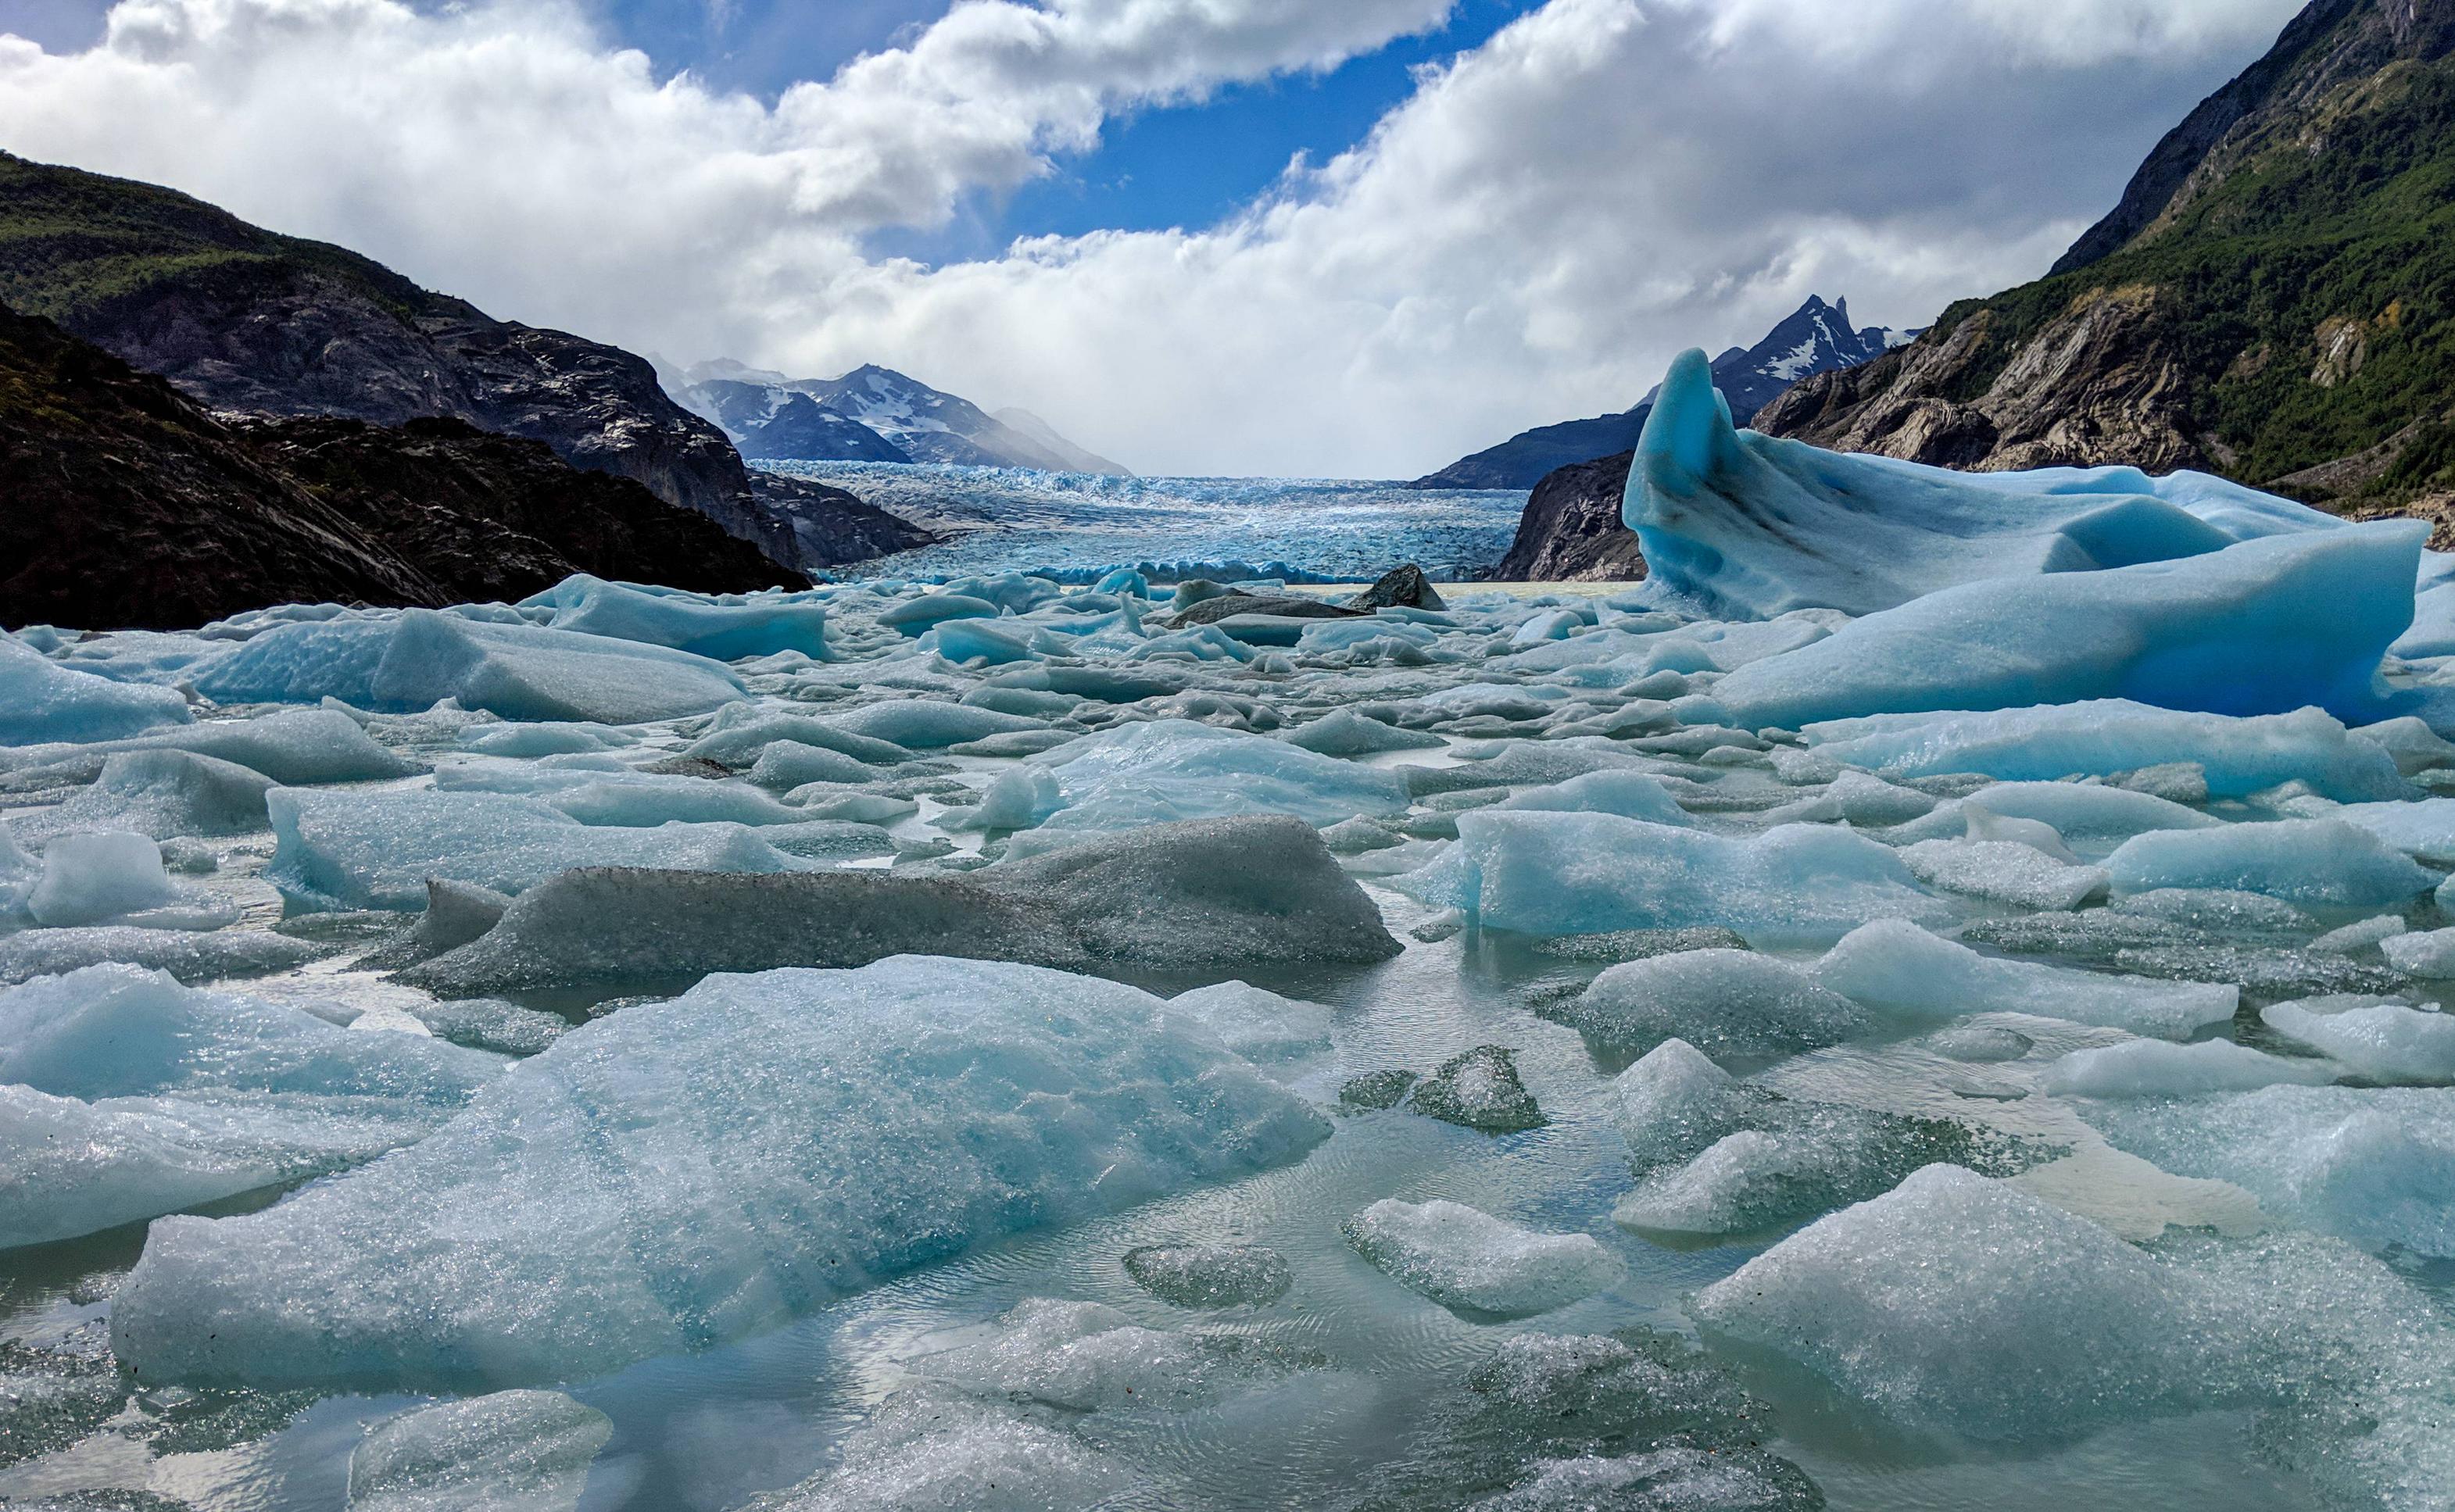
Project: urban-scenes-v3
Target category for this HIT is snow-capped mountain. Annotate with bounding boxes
[1412,295,1916,490]
[675,361,1131,476]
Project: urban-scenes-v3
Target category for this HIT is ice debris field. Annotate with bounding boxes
[5,354,2455,1510]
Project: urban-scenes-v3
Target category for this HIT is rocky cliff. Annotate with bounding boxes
[0,302,804,631]
[1492,453,1643,581]
[1756,0,2455,509]
[0,152,922,572]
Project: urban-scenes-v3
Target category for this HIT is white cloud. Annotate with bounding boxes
[0,0,2306,475]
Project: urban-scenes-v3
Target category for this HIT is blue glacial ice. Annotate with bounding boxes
[192,609,746,722]
[1344,1198,1621,1319]
[2103,818,2437,906]
[1706,520,2425,729]
[1011,719,1411,843]
[0,630,193,745]
[264,788,881,910]
[1802,701,2410,800]
[1814,919,2238,1038]
[345,1389,610,1512]
[109,956,1329,1385]
[0,965,501,1246]
[1391,813,1945,944]
[1627,345,2342,620]
[522,574,829,660]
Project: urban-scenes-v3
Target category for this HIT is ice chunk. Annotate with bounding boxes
[1899,838,2108,910]
[1015,720,1409,838]
[2335,797,2455,863]
[1610,1040,1762,1171]
[1493,770,1693,825]
[1707,520,2423,729]
[1344,1199,1620,1318]
[1888,781,2221,845]
[746,1396,1139,1511]
[1551,950,1868,1061]
[346,1389,610,1512]
[2109,887,2314,932]
[264,788,864,910]
[2105,819,2435,906]
[193,610,746,723]
[1391,811,1944,945]
[2039,1038,2338,1096]
[1166,981,1334,1061]
[915,1298,1290,1413]
[2382,928,2455,976]
[111,957,1332,1385]
[104,707,418,785]
[400,818,1397,995]
[1626,347,2267,620]
[0,925,321,985]
[876,593,999,634]
[954,766,1063,831]
[1470,1444,1821,1512]
[0,631,191,745]
[744,739,883,790]
[1122,1243,1293,1307]
[1691,1165,2224,1442]
[2078,1087,2455,1256]
[1759,769,1938,827]
[459,721,632,757]
[684,712,910,770]
[2261,997,2455,1083]
[534,574,827,660]
[2311,913,2407,953]
[1803,701,2408,801]
[829,700,1047,749]
[27,832,188,927]
[1815,919,2238,1038]
[13,749,273,845]
[1279,707,1448,756]
[433,763,805,828]
[0,965,501,1246]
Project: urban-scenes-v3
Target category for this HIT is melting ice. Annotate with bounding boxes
[3,356,2455,1510]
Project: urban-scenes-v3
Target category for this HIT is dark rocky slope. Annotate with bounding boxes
[1493,452,1643,582]
[0,302,803,631]
[1756,0,2455,518]
[0,152,925,571]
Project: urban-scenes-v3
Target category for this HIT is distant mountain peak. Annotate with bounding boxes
[1410,293,1915,490]
[676,359,1131,476]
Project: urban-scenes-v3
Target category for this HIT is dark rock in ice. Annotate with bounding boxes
[637,756,735,780]
[1346,564,1448,612]
[1122,1243,1293,1307]
[1341,1069,1422,1110]
[1169,593,1363,626]
[1408,1046,1547,1133]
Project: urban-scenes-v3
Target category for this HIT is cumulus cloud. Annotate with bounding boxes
[0,0,2304,474]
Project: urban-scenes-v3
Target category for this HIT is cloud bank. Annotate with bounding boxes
[0,0,2305,475]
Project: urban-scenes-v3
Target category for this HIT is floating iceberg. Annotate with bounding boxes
[527,574,828,660]
[1692,1165,2227,1442]
[1708,521,2423,729]
[1551,949,1867,1061]
[2259,997,2455,1085]
[0,631,192,745]
[1815,919,2237,1038]
[2103,819,2436,906]
[345,1389,610,1512]
[1015,719,1410,840]
[263,788,877,910]
[13,749,274,845]
[110,957,1330,1385]
[1627,345,2340,620]
[0,965,500,1246]
[1802,701,2408,801]
[192,609,746,723]
[1344,1199,1620,1318]
[1392,812,1943,944]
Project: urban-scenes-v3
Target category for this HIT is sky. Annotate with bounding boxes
[0,0,2309,477]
